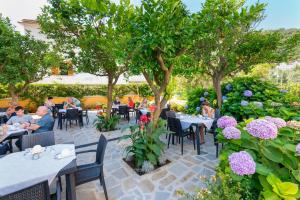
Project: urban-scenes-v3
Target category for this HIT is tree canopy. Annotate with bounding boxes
[39,0,135,118]
[190,0,300,108]
[128,0,194,123]
[0,17,52,102]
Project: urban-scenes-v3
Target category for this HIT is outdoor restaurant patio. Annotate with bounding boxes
[0,0,300,200]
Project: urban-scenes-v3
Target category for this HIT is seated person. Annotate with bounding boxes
[113,97,121,105]
[6,106,33,125]
[64,97,81,109]
[44,97,55,109]
[3,102,17,123]
[202,101,215,118]
[23,106,54,133]
[127,97,135,108]
[138,98,148,109]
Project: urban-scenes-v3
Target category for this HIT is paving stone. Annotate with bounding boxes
[180,171,196,182]
[139,179,155,193]
[108,185,124,199]
[160,174,177,186]
[168,162,189,177]
[154,191,171,200]
[151,169,168,181]
[112,168,129,179]
[122,178,137,191]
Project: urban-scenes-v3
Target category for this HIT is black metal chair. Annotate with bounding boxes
[135,109,142,124]
[167,117,195,155]
[65,109,81,130]
[53,104,64,119]
[0,140,9,157]
[81,110,89,125]
[160,108,170,120]
[166,111,176,118]
[206,108,221,157]
[0,180,61,200]
[21,131,55,151]
[117,105,130,122]
[74,134,108,200]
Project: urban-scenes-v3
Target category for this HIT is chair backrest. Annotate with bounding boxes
[0,181,50,200]
[167,117,183,136]
[166,111,176,118]
[118,105,128,115]
[0,107,7,112]
[55,104,64,110]
[135,109,142,120]
[66,109,79,120]
[214,108,221,119]
[21,131,55,151]
[160,108,170,120]
[96,135,108,165]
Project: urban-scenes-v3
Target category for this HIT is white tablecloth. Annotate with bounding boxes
[178,115,214,130]
[140,109,149,115]
[0,112,6,117]
[59,107,82,113]
[0,144,76,196]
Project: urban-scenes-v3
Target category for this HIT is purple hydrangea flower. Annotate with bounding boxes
[265,116,287,128]
[200,97,205,102]
[296,144,300,155]
[253,101,263,108]
[222,96,228,101]
[222,127,241,139]
[243,90,253,97]
[184,105,188,109]
[241,100,249,107]
[229,151,256,176]
[204,91,209,97]
[225,84,233,91]
[280,89,288,93]
[217,116,237,128]
[196,107,200,112]
[246,119,278,139]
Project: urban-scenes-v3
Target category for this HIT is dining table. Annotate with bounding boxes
[0,144,77,200]
[177,114,214,155]
[57,107,83,130]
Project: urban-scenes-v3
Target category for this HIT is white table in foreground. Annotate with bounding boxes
[0,144,76,196]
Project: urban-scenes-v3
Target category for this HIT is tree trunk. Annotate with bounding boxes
[106,76,114,120]
[8,84,18,104]
[212,74,223,109]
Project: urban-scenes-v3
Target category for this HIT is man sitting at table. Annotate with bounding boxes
[113,97,121,105]
[6,106,32,125]
[3,102,17,123]
[64,97,81,109]
[23,106,54,133]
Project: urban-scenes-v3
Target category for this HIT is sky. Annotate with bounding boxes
[0,0,299,33]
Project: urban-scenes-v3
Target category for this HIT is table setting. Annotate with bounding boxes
[0,144,76,196]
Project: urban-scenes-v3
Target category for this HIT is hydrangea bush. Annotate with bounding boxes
[217,115,300,200]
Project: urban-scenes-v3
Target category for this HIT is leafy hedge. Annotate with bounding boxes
[0,83,152,106]
[186,77,300,121]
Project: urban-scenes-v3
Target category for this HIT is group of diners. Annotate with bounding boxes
[0,96,83,154]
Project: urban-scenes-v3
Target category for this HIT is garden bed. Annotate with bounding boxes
[123,158,171,176]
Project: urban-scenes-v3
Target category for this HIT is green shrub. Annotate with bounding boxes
[186,76,300,121]
[120,119,168,168]
[93,115,120,131]
[217,116,300,200]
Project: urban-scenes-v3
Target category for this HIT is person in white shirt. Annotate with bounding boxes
[6,106,33,125]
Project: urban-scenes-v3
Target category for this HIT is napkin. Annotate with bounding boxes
[56,148,75,159]
[31,145,44,154]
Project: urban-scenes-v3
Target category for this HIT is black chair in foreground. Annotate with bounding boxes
[74,134,108,200]
[21,131,55,151]
[0,180,61,200]
[167,117,195,155]
[117,105,130,122]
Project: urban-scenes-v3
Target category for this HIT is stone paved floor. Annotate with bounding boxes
[54,112,218,200]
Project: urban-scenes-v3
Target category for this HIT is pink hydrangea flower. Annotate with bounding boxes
[229,151,256,176]
[217,116,237,129]
[265,116,287,128]
[222,127,241,139]
[246,119,278,139]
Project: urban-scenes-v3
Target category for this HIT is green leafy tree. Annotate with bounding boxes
[38,0,135,119]
[192,0,300,108]
[128,0,193,125]
[0,17,51,102]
